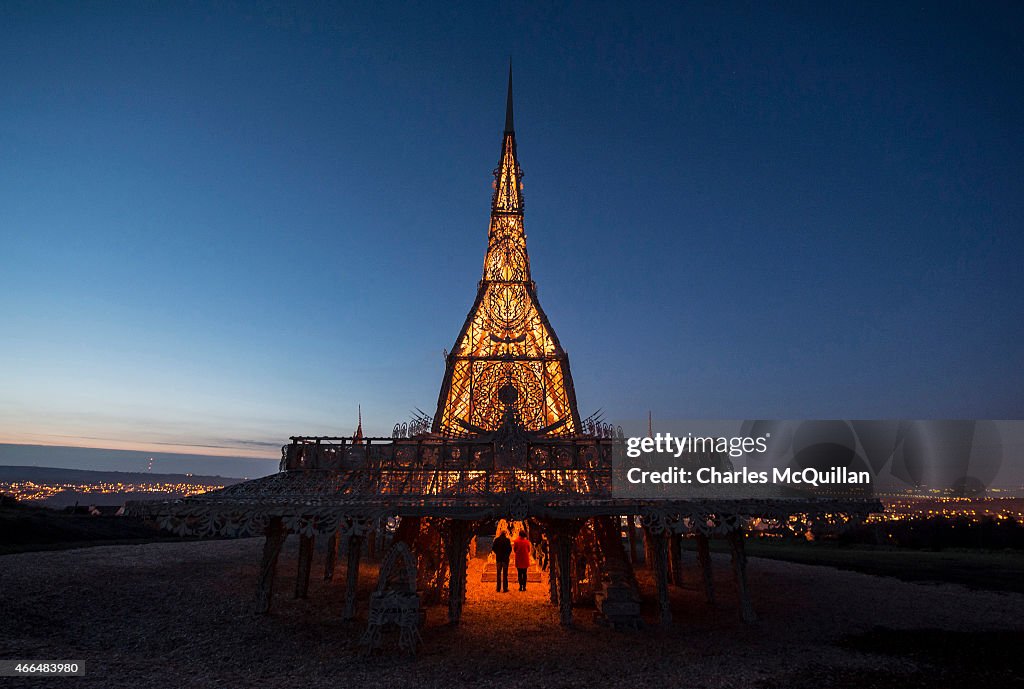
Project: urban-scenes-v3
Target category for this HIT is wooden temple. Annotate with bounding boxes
[129,69,880,649]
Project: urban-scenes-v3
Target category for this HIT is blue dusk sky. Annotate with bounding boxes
[1,2,1022,470]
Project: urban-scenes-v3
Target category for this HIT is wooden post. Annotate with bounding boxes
[343,533,363,621]
[728,528,757,623]
[696,533,715,604]
[376,520,387,555]
[549,519,580,627]
[548,547,560,605]
[254,517,287,614]
[366,525,377,560]
[294,533,314,599]
[627,515,638,565]
[642,526,654,569]
[556,532,574,626]
[443,519,473,625]
[648,528,672,625]
[323,530,339,582]
[669,532,685,587]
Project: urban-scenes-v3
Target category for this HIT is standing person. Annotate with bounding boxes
[513,530,532,591]
[492,530,512,593]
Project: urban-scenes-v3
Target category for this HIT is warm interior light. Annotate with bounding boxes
[434,131,578,437]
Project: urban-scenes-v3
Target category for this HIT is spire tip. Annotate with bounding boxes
[504,62,514,133]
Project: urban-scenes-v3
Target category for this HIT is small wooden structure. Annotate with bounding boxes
[360,542,422,654]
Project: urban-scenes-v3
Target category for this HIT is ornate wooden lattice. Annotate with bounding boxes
[433,68,581,438]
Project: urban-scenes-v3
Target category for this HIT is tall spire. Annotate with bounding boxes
[352,405,364,445]
[492,62,524,216]
[504,61,514,133]
[433,69,581,438]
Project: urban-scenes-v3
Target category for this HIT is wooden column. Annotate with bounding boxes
[627,515,639,565]
[294,534,314,599]
[443,519,473,625]
[342,533,363,621]
[549,519,580,627]
[254,517,287,614]
[548,555,560,604]
[728,528,757,623]
[366,523,377,560]
[647,528,672,625]
[669,532,685,587]
[376,522,387,556]
[323,530,339,582]
[696,533,715,604]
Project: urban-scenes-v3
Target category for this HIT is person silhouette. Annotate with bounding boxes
[513,530,532,591]
[492,530,512,592]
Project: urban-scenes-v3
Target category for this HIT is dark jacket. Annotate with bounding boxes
[492,534,512,562]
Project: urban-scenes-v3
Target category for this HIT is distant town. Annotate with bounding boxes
[0,465,242,508]
[1,479,228,503]
[876,490,1024,524]
[2,464,1022,530]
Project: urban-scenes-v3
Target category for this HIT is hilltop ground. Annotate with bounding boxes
[0,498,195,554]
[2,538,1023,688]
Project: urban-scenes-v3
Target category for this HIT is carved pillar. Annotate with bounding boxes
[728,528,757,623]
[323,530,339,582]
[549,519,581,627]
[647,527,672,625]
[376,520,387,555]
[294,534,315,599]
[442,519,473,625]
[343,533,363,621]
[696,532,715,604]
[642,526,654,569]
[669,532,685,587]
[627,515,638,565]
[366,524,377,560]
[548,547,560,605]
[254,517,287,614]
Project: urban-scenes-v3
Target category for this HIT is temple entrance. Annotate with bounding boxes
[461,519,554,629]
[457,516,643,630]
[478,518,543,590]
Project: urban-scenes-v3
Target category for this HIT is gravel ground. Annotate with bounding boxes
[1,538,1022,688]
